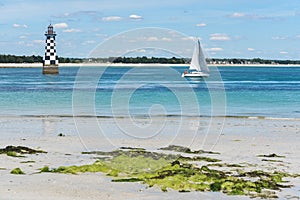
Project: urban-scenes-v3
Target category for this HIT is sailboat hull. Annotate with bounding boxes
[182,71,209,78]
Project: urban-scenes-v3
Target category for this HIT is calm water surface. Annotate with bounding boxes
[0,66,299,118]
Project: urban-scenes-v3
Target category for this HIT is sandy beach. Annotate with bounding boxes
[0,116,299,199]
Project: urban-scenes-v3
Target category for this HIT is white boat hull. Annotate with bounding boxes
[182,71,209,78]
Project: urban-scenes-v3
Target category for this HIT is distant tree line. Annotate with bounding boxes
[0,54,43,63]
[209,58,300,65]
[0,54,300,65]
[110,56,187,64]
[58,57,84,63]
[0,54,84,63]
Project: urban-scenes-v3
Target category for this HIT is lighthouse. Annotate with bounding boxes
[43,24,59,74]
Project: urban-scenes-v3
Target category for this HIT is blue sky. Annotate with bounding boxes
[0,0,300,59]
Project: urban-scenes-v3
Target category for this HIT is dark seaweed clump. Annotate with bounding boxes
[159,145,220,155]
[257,153,285,158]
[0,145,47,157]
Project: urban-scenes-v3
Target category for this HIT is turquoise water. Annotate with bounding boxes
[0,66,299,118]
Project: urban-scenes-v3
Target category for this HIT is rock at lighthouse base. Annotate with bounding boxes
[43,66,59,74]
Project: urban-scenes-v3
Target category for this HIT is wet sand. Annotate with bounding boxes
[0,116,299,199]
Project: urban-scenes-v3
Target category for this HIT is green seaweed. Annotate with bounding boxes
[82,149,179,161]
[6,151,25,157]
[120,147,146,151]
[49,161,114,175]
[257,153,285,158]
[39,166,51,172]
[43,148,294,198]
[0,146,47,155]
[159,145,220,155]
[179,156,221,163]
[20,160,35,164]
[207,163,243,168]
[261,159,283,163]
[112,178,143,182]
[11,168,25,175]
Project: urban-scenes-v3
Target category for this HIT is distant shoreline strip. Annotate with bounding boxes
[1,63,300,68]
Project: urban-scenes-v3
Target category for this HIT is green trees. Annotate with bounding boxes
[111,56,187,64]
[0,54,299,64]
[0,54,43,63]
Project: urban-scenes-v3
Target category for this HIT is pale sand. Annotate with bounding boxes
[0,116,299,199]
[0,63,300,68]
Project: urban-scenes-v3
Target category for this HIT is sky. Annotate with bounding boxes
[0,0,300,59]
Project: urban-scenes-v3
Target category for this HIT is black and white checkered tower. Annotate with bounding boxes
[43,24,59,74]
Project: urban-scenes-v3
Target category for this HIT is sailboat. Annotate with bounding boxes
[182,39,209,78]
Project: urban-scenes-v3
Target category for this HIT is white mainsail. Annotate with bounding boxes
[189,40,209,73]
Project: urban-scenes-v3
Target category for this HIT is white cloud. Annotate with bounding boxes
[63,29,82,33]
[161,37,172,41]
[13,23,28,28]
[272,36,287,40]
[19,35,27,39]
[146,36,159,41]
[280,51,288,54]
[181,36,195,41]
[247,48,255,51]
[228,12,279,20]
[209,33,230,41]
[102,16,122,21]
[33,40,44,44]
[229,12,246,18]
[134,49,146,53]
[129,14,142,20]
[206,47,223,52]
[54,22,68,29]
[140,37,172,42]
[63,12,70,17]
[82,40,96,45]
[196,23,207,27]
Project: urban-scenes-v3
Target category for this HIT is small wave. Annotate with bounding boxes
[0,114,298,120]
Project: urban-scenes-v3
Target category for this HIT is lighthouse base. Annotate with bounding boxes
[43,65,59,74]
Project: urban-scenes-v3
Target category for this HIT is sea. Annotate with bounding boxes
[0,66,299,119]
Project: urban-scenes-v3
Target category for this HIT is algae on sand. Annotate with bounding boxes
[42,148,294,199]
[11,168,25,175]
[257,153,285,158]
[159,145,220,155]
[0,145,47,155]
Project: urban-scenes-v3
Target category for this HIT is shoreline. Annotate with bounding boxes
[1,62,300,68]
[0,114,299,121]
